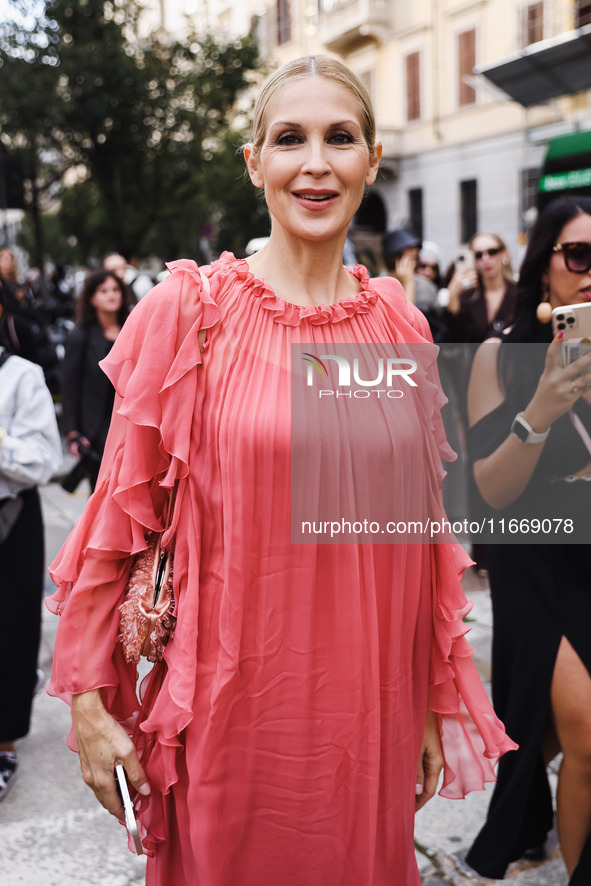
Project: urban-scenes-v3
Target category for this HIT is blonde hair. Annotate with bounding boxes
[0,248,17,282]
[249,56,377,159]
[469,231,514,283]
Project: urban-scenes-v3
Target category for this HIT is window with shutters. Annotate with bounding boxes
[408,189,424,241]
[460,179,478,243]
[277,0,291,45]
[405,52,421,122]
[519,3,544,47]
[577,1,591,26]
[458,29,476,107]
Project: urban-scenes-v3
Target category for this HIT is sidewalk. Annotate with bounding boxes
[0,481,569,885]
[415,568,566,885]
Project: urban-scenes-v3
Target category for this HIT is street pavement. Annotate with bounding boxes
[0,478,569,885]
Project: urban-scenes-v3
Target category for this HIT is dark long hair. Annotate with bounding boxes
[506,196,591,343]
[77,269,136,326]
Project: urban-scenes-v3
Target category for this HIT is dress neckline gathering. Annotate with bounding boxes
[215,251,379,326]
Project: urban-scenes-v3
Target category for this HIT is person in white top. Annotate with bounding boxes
[0,300,62,801]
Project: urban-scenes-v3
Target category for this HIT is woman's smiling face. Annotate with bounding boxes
[245,76,381,246]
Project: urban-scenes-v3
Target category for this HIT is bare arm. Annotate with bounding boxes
[467,338,591,509]
[72,689,150,820]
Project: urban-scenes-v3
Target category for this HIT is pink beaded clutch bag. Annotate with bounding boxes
[117,276,210,665]
[118,526,176,664]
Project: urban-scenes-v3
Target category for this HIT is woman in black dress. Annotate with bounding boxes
[465,197,591,883]
[62,269,135,490]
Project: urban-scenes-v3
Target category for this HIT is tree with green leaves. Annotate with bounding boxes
[0,0,268,266]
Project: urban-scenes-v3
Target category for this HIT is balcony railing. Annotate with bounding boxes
[318,0,393,52]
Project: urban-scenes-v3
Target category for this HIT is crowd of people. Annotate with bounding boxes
[1,53,590,886]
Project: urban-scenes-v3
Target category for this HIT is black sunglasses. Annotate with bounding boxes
[473,246,503,260]
[552,242,591,274]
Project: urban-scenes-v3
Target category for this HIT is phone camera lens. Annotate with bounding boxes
[558,322,566,330]
[556,314,565,321]
[567,317,575,324]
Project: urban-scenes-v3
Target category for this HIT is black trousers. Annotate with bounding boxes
[0,487,45,742]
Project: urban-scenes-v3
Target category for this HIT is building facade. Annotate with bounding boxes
[155,0,591,269]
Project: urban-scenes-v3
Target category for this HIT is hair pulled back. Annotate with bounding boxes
[249,56,377,160]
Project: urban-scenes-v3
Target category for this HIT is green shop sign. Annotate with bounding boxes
[539,168,591,192]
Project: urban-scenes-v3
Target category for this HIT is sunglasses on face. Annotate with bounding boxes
[552,242,591,274]
[473,246,503,260]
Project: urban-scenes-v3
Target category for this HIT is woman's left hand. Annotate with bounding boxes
[415,710,444,812]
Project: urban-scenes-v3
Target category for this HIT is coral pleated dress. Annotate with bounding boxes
[48,254,516,886]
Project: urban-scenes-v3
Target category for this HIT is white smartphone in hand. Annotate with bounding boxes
[115,764,144,855]
[552,302,591,367]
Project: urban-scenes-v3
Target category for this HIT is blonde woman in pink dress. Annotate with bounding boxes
[48,56,516,886]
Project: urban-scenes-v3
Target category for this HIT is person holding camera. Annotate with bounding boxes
[62,269,135,491]
[440,233,516,345]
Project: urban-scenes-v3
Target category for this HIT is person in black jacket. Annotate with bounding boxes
[62,269,135,490]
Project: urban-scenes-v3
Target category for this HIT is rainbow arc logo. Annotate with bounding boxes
[302,353,328,376]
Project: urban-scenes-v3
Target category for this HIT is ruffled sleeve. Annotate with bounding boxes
[46,261,220,727]
[429,542,518,798]
[370,276,518,793]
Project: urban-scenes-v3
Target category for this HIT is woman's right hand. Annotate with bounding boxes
[523,335,591,432]
[72,689,150,820]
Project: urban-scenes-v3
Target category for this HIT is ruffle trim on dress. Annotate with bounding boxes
[216,251,379,326]
[428,542,518,799]
[46,263,222,855]
[368,286,519,797]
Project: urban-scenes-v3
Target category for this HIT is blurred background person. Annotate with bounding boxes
[0,300,62,801]
[0,248,62,394]
[440,232,516,344]
[439,233,517,573]
[416,240,443,291]
[465,196,591,884]
[382,227,441,338]
[0,248,44,367]
[45,263,75,321]
[0,247,30,316]
[61,269,135,492]
[103,250,155,301]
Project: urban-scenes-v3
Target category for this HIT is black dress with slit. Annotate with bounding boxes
[465,338,591,882]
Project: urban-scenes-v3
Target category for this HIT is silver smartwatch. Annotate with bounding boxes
[510,412,550,444]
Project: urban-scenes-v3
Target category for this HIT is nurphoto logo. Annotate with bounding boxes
[302,352,417,399]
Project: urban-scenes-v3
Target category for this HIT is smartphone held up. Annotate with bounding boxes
[552,301,591,366]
